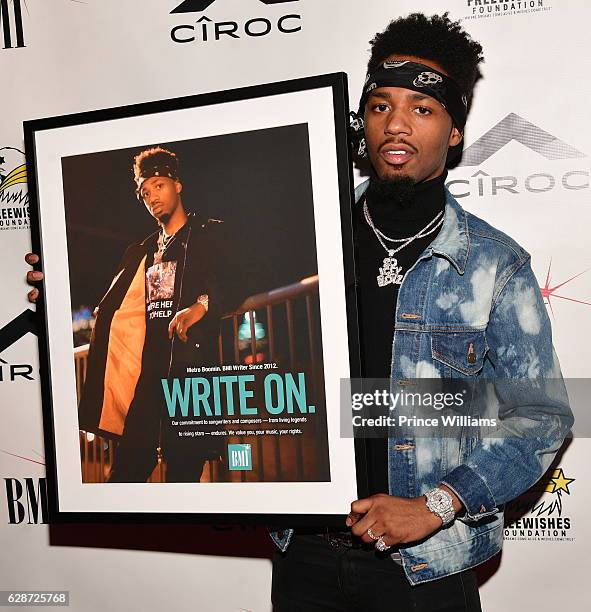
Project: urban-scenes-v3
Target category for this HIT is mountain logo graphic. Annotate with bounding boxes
[460,113,586,166]
[171,0,299,14]
[0,310,37,354]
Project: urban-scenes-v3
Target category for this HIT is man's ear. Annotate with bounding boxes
[449,126,463,147]
[175,180,183,194]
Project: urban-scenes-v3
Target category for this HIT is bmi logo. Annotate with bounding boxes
[504,468,575,543]
[228,444,252,470]
[170,0,302,44]
[447,113,588,199]
[0,0,25,49]
[4,478,48,524]
[0,147,29,231]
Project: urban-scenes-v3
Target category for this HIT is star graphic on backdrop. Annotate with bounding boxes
[544,468,575,495]
[540,259,591,318]
[0,156,5,165]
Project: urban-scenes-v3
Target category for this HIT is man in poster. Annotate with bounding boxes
[59,147,229,482]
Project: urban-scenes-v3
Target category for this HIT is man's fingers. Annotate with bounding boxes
[350,512,377,538]
[351,498,373,515]
[168,318,176,339]
[27,288,39,303]
[26,271,43,284]
[25,253,39,265]
[345,511,362,527]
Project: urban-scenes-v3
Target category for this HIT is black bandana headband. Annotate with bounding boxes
[134,149,179,202]
[350,60,468,160]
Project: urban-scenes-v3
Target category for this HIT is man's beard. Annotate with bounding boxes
[157,212,171,226]
[366,174,417,208]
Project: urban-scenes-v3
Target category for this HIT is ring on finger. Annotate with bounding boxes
[375,536,390,552]
[366,527,381,541]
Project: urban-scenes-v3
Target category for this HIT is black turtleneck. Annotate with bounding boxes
[354,171,446,495]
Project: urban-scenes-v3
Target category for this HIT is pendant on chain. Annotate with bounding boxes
[377,251,404,287]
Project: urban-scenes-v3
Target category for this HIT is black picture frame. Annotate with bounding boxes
[24,72,366,524]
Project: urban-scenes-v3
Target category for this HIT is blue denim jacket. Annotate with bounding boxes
[270,182,573,585]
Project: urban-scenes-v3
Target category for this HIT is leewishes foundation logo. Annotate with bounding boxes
[504,468,575,543]
[462,0,552,21]
[0,147,29,231]
[169,0,302,44]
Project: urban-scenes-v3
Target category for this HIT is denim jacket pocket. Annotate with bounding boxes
[431,330,489,377]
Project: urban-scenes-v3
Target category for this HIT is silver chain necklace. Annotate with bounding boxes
[155,228,180,264]
[363,199,444,287]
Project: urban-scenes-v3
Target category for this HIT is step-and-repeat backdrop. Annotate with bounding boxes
[1,1,588,610]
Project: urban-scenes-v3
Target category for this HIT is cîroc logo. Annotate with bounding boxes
[0,147,29,231]
[0,309,37,382]
[505,468,575,542]
[170,0,301,44]
[447,114,588,199]
[0,0,25,49]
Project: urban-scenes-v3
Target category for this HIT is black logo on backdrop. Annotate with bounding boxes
[172,0,299,12]
[4,478,48,524]
[0,0,25,49]
[0,309,37,353]
[170,0,302,44]
[0,309,37,382]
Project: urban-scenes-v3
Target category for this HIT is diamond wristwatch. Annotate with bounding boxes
[424,487,455,526]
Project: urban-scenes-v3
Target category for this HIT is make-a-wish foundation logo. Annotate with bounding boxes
[504,468,575,543]
[0,147,28,231]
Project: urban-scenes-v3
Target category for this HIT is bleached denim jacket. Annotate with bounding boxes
[270,181,573,585]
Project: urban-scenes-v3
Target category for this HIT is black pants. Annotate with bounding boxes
[107,377,209,483]
[107,436,209,483]
[272,534,482,612]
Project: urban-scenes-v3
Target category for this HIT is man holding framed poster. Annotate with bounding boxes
[268,12,573,611]
[25,13,572,611]
[25,75,361,519]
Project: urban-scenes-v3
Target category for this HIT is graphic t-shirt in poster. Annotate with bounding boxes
[144,223,189,363]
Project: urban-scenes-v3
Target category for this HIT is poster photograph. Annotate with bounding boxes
[25,74,361,521]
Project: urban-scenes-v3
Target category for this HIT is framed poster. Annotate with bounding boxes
[25,73,365,523]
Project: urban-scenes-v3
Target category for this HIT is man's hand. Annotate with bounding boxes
[168,302,207,342]
[346,486,462,547]
[25,253,43,303]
